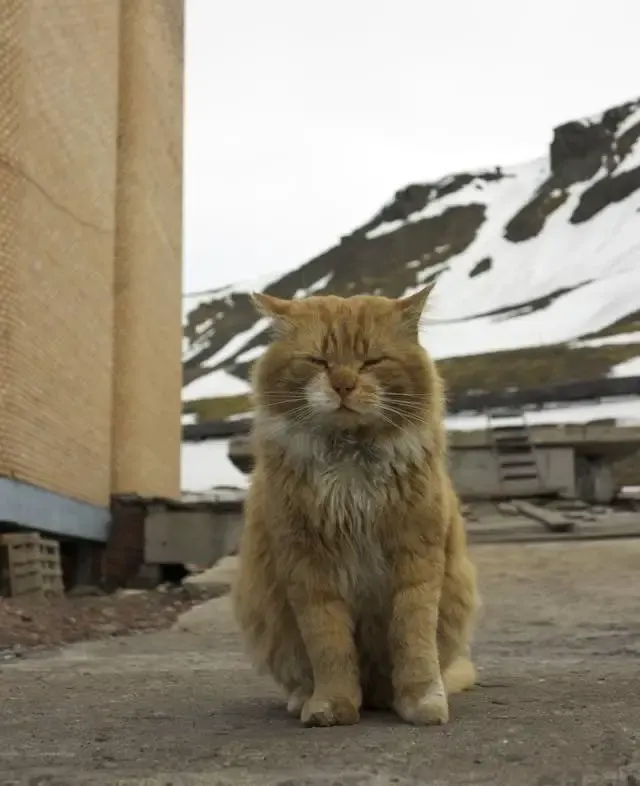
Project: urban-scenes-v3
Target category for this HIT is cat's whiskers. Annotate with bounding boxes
[258,403,314,437]
[280,405,314,424]
[259,392,312,403]
[382,400,426,416]
[376,408,421,441]
[380,402,431,431]
[381,396,427,417]
[381,393,428,400]
[375,408,439,458]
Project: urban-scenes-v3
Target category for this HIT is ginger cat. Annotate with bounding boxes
[232,286,480,727]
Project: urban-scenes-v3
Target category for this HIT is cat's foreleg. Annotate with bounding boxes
[438,553,481,695]
[388,540,449,726]
[287,576,361,727]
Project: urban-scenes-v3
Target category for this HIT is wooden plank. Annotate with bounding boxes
[469,518,640,545]
[466,510,640,544]
[510,500,575,532]
[456,486,564,501]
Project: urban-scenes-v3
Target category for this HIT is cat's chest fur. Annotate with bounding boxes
[274,419,426,532]
[305,451,393,606]
[260,415,427,608]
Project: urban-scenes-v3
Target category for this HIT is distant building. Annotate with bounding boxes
[0,1,184,543]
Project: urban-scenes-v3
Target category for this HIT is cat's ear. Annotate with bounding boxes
[250,292,295,334]
[250,292,293,318]
[395,283,434,332]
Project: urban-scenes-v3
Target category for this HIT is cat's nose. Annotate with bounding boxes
[331,380,355,399]
[329,370,356,399]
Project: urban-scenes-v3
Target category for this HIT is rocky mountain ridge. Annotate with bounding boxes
[182,96,640,419]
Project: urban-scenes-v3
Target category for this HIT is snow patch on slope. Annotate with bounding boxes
[182,370,250,402]
[293,272,334,299]
[182,268,283,319]
[203,318,271,370]
[611,356,640,377]
[446,397,640,432]
[182,101,640,398]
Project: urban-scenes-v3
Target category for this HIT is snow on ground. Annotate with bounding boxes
[611,356,640,377]
[182,369,250,402]
[181,439,249,492]
[446,397,640,432]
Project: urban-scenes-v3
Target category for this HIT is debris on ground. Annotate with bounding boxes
[1,494,638,656]
[0,581,222,656]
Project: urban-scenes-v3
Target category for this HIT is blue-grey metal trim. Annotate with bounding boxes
[0,477,109,542]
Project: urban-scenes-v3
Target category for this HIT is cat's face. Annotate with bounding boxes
[250,288,439,434]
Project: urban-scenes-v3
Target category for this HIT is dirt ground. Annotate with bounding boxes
[0,583,221,655]
[1,540,639,786]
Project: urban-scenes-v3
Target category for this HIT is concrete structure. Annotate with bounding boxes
[144,492,245,567]
[448,422,640,503]
[100,491,245,588]
[227,422,640,504]
[0,1,184,542]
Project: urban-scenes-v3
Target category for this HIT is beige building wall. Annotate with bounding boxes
[111,0,184,499]
[0,1,120,507]
[0,0,183,512]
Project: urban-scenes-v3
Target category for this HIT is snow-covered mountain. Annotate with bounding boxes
[182,97,640,416]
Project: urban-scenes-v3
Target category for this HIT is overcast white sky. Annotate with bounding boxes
[183,0,640,294]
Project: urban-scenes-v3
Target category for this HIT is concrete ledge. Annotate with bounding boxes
[0,476,109,542]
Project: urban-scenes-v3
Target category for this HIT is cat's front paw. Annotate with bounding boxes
[286,686,312,716]
[393,678,449,725]
[300,695,360,727]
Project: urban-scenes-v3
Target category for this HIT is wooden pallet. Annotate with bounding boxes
[0,532,64,597]
[38,536,64,594]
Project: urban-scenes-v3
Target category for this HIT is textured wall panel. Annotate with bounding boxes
[1,1,120,506]
[0,0,25,480]
[111,0,184,498]
[0,0,183,510]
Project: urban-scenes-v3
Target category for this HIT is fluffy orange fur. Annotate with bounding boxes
[232,287,480,727]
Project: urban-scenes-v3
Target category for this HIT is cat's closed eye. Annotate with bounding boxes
[361,357,388,368]
[305,356,329,367]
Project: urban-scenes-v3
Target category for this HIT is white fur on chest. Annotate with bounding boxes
[313,459,382,529]
[258,412,425,533]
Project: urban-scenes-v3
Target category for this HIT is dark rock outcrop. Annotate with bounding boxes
[469,257,492,278]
